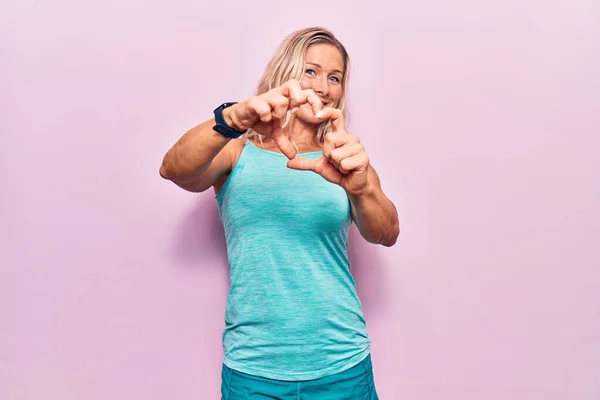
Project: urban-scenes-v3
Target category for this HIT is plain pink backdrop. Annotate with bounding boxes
[1,1,599,399]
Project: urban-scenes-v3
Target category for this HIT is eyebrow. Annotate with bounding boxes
[306,62,343,75]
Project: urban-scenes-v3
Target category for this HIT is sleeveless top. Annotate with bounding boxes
[215,140,370,381]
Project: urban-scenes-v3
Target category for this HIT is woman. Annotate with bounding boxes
[160,27,399,400]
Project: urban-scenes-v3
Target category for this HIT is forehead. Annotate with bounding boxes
[305,43,344,72]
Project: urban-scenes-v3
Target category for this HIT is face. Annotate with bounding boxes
[296,43,345,124]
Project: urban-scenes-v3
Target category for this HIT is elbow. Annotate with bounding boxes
[159,156,175,180]
[159,163,170,180]
[380,222,400,247]
[359,217,400,247]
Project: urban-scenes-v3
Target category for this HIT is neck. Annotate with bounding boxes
[284,116,320,149]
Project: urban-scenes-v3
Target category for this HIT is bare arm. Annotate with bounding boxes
[348,166,400,247]
[159,115,244,193]
[286,107,400,247]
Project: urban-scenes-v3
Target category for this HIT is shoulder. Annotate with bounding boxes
[228,136,246,162]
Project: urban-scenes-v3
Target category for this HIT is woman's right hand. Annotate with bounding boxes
[222,79,323,159]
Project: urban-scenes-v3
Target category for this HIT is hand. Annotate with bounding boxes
[223,79,323,159]
[286,107,371,195]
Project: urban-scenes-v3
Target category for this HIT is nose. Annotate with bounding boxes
[312,75,330,99]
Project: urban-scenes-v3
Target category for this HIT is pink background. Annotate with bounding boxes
[1,1,599,399]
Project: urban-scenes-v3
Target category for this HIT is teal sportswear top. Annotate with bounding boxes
[215,140,371,381]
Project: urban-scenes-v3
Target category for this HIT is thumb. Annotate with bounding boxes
[286,157,321,172]
[271,124,297,159]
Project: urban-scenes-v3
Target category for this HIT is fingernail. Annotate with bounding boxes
[315,110,324,118]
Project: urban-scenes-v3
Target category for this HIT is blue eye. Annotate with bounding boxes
[329,76,340,83]
[305,69,316,76]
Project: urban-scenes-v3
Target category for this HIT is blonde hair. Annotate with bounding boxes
[246,26,350,145]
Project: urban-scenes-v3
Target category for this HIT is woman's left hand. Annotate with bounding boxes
[286,108,370,195]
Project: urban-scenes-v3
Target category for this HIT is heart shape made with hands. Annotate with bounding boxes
[238,79,323,159]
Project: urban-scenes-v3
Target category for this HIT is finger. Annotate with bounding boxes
[267,95,289,120]
[287,156,343,186]
[301,89,323,116]
[338,152,370,174]
[314,107,345,131]
[250,98,273,123]
[347,134,360,145]
[322,131,349,160]
[279,80,323,115]
[286,157,321,172]
[329,143,364,166]
[271,127,297,159]
[279,79,304,109]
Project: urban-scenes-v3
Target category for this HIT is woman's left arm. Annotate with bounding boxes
[287,107,400,247]
[348,166,399,247]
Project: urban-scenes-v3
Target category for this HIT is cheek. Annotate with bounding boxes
[331,86,343,102]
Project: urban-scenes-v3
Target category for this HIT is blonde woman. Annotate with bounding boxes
[160,27,399,399]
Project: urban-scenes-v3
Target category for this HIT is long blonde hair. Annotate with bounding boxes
[247,27,350,145]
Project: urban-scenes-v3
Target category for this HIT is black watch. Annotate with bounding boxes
[213,102,247,139]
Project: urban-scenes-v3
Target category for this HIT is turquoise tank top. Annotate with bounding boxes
[215,140,371,381]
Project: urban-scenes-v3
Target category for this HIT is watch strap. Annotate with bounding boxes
[213,102,247,139]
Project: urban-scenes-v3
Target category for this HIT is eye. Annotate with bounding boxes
[305,69,317,76]
[329,75,341,84]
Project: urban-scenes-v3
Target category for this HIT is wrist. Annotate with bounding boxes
[222,104,245,131]
[347,180,376,200]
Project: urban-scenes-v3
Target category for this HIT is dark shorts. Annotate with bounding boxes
[221,354,379,399]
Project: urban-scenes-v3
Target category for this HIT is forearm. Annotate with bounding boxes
[159,118,231,182]
[348,176,400,247]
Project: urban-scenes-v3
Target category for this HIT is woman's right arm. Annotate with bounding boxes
[158,109,245,193]
[159,80,323,193]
